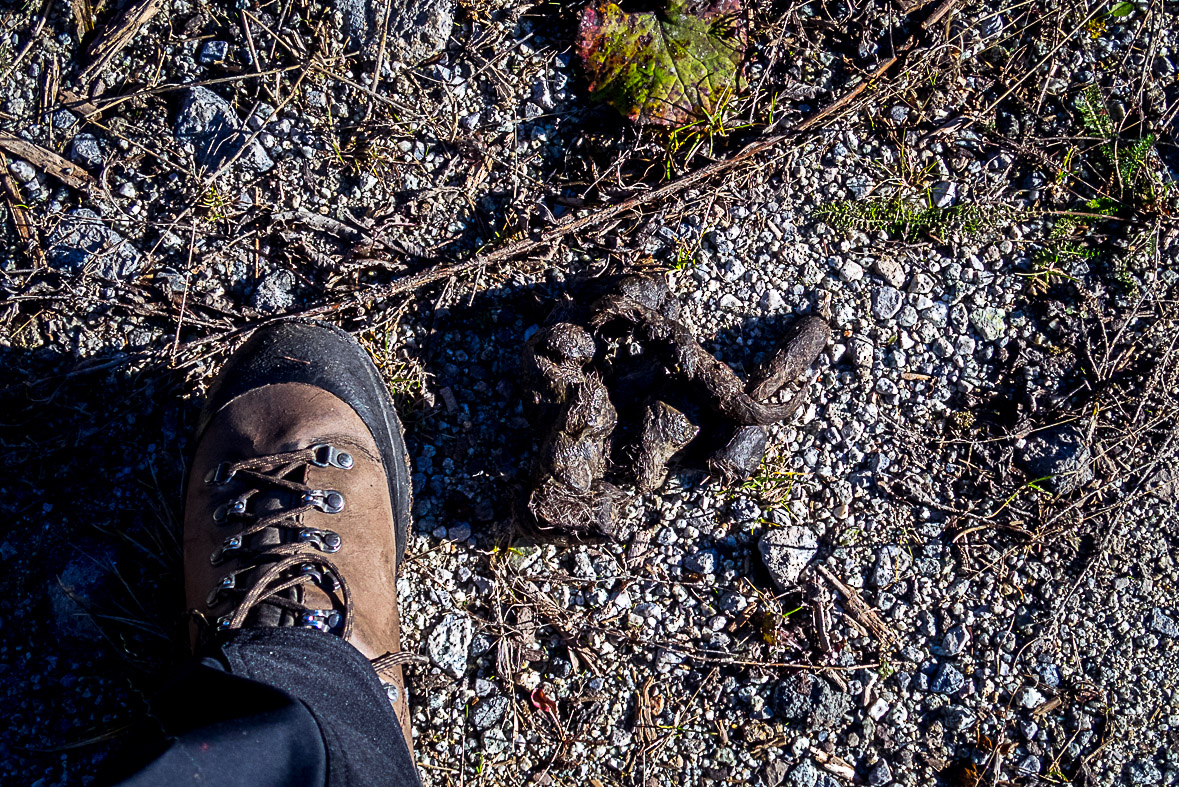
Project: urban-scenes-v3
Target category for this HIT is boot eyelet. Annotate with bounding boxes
[206,577,233,607]
[204,463,235,485]
[311,444,354,470]
[299,610,330,632]
[298,529,342,553]
[303,489,345,514]
[210,535,242,566]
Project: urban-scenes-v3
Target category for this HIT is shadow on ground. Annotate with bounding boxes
[0,269,825,781]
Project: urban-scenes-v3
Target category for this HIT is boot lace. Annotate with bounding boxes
[199,443,357,639]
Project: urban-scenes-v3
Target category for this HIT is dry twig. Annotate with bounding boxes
[0,137,97,193]
[815,565,895,648]
[76,0,166,91]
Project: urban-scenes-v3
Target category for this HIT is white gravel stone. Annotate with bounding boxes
[758,526,818,591]
[872,286,904,320]
[969,306,1006,341]
[426,613,472,678]
[838,260,864,282]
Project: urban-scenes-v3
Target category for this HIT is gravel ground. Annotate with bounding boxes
[1,0,1178,785]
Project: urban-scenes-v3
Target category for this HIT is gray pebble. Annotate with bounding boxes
[942,706,975,731]
[684,550,718,575]
[425,612,472,678]
[69,134,104,169]
[868,759,892,786]
[928,662,965,694]
[8,159,35,182]
[929,181,957,208]
[1017,755,1040,776]
[383,0,456,65]
[1018,425,1093,495]
[251,269,296,314]
[199,40,229,65]
[838,260,864,282]
[1015,685,1044,709]
[786,760,819,787]
[47,208,143,281]
[758,526,818,591]
[762,289,786,310]
[471,694,510,729]
[175,86,274,174]
[482,727,509,757]
[872,286,904,320]
[938,624,969,657]
[1149,608,1179,638]
[969,306,1006,341]
[872,258,906,288]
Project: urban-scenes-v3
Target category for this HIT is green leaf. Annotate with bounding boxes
[575,0,747,126]
[1108,2,1134,17]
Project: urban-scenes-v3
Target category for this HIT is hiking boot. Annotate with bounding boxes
[183,321,415,747]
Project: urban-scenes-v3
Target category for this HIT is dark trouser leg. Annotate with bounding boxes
[108,628,422,787]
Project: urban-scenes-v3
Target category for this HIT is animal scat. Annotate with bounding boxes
[747,316,831,400]
[521,271,829,537]
[634,400,699,492]
[590,294,804,425]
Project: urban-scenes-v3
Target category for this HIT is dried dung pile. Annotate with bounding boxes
[521,272,829,537]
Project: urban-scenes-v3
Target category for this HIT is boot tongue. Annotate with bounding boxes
[243,489,337,628]
[243,490,295,627]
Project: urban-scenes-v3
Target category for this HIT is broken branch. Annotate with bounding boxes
[0,137,97,192]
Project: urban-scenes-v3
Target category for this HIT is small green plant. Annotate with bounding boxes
[1023,213,1095,293]
[360,326,430,407]
[1108,2,1135,19]
[1078,86,1163,201]
[814,195,1016,238]
[669,242,697,270]
[662,86,753,178]
[1113,228,1157,297]
[325,104,347,169]
[344,135,393,177]
[737,452,807,507]
[199,185,230,224]
[988,475,1053,518]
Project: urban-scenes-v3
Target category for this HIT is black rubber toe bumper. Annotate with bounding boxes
[197,321,413,569]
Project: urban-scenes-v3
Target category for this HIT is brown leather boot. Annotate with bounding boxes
[183,321,416,749]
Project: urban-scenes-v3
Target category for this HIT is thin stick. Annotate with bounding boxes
[171,226,196,362]
[77,0,166,90]
[366,0,394,121]
[0,0,52,84]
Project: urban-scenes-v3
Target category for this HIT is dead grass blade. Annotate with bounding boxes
[0,152,44,266]
[76,0,165,91]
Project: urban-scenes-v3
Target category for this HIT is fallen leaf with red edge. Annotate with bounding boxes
[575,0,747,126]
[531,687,558,714]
